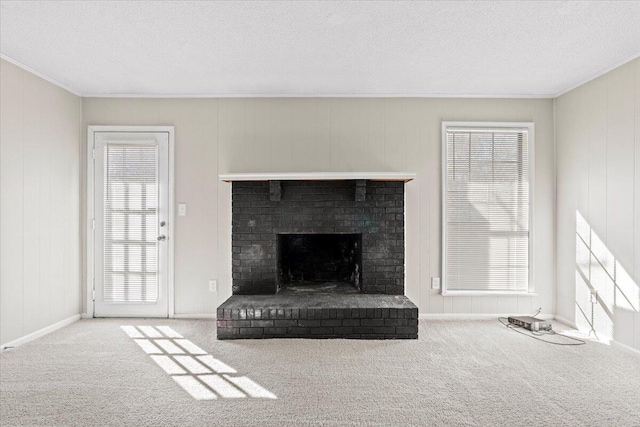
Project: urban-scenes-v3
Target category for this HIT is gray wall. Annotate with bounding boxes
[555,58,640,351]
[0,59,82,346]
[83,97,555,317]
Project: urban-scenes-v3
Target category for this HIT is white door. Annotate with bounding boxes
[93,131,170,317]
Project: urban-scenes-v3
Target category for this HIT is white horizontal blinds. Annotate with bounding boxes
[103,144,159,302]
[445,128,529,291]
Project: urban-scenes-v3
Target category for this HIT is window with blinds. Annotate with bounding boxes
[443,124,532,293]
[103,145,159,303]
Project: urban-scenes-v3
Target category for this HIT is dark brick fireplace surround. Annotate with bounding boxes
[232,180,405,294]
[217,179,418,339]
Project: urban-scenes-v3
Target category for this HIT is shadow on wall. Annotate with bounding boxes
[575,212,639,343]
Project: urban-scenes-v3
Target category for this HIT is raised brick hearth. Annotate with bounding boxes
[217,294,418,339]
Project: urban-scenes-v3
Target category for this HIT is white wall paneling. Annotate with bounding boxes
[635,59,640,350]
[556,58,640,351]
[82,96,555,317]
[0,59,82,346]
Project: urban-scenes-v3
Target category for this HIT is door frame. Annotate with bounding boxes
[86,125,175,318]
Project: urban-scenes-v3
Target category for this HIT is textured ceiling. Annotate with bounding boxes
[1,1,640,97]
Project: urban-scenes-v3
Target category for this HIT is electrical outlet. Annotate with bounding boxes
[209,280,217,292]
[431,277,440,290]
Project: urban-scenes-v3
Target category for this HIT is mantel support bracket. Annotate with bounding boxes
[269,180,282,201]
[355,180,367,202]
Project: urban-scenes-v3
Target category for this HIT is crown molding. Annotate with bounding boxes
[0,53,82,97]
[3,51,638,100]
[554,50,640,98]
[82,92,554,99]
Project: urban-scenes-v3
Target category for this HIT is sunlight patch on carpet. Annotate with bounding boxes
[121,325,277,400]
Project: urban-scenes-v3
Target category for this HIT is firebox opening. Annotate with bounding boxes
[277,233,362,294]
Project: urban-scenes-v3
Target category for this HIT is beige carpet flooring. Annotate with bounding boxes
[1,319,639,426]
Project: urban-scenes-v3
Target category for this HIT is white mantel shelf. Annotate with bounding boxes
[219,172,416,182]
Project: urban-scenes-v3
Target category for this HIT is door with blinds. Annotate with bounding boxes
[93,131,170,317]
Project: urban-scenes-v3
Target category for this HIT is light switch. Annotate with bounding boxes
[178,203,187,216]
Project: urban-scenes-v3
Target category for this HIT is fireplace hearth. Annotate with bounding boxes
[218,175,418,339]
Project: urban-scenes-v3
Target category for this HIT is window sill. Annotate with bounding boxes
[441,291,537,297]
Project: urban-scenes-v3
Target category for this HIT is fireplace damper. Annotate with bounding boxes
[277,233,362,294]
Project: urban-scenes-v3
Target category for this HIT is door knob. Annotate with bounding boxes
[157,235,166,241]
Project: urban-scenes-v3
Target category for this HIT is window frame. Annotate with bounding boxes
[441,121,536,296]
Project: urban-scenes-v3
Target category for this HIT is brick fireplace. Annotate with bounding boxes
[231,180,405,295]
[217,173,418,340]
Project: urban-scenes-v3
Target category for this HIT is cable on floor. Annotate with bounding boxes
[498,317,586,346]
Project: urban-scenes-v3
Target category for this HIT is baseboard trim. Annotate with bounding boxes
[174,313,217,319]
[81,312,217,319]
[611,340,640,356]
[1,314,81,351]
[553,315,578,329]
[419,313,554,320]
